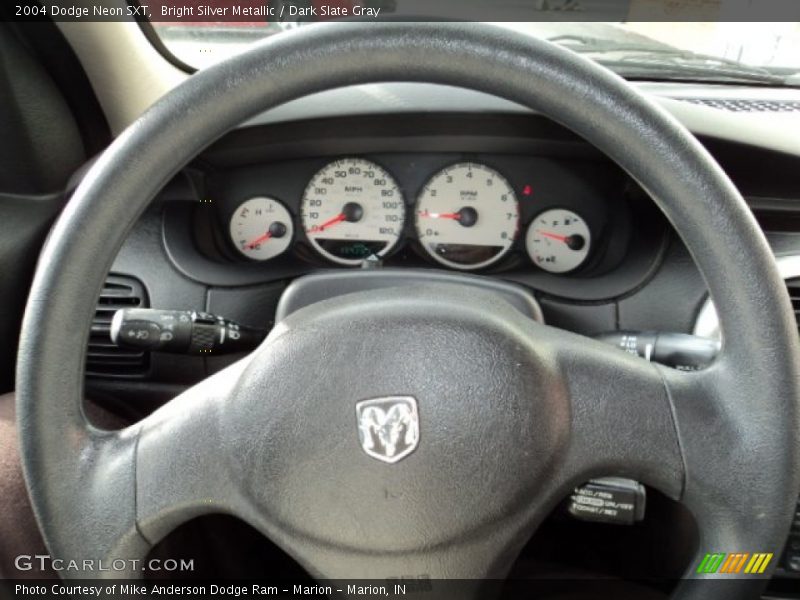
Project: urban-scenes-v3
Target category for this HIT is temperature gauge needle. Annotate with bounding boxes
[244,221,288,249]
[246,231,272,249]
[307,213,346,234]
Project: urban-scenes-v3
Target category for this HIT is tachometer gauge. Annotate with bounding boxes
[301,158,405,265]
[415,162,519,270]
[526,208,591,273]
[229,197,293,261]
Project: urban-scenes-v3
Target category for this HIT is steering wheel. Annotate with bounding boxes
[16,23,800,599]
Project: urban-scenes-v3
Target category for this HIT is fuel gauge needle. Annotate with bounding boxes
[536,230,569,243]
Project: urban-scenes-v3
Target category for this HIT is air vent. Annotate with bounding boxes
[679,98,800,112]
[786,278,800,333]
[87,275,149,378]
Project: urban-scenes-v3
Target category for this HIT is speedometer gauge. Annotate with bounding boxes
[526,208,591,273]
[415,162,519,270]
[229,197,293,261]
[301,158,405,265]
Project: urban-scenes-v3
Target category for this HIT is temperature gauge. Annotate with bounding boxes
[230,197,293,261]
[526,208,591,273]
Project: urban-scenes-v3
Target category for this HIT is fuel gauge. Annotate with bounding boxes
[526,208,591,273]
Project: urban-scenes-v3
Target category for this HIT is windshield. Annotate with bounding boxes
[152,19,800,85]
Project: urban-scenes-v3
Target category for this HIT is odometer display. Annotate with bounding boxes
[300,158,405,265]
[415,162,519,270]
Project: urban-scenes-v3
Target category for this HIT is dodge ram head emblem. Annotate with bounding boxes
[356,396,420,463]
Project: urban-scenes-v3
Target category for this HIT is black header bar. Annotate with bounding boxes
[7,0,800,23]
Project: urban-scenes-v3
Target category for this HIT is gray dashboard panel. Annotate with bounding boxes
[241,82,800,157]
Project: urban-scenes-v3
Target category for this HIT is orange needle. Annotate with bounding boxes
[537,230,569,243]
[419,210,461,220]
[307,213,346,234]
[246,231,272,249]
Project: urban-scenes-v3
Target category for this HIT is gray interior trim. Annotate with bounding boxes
[240,81,800,158]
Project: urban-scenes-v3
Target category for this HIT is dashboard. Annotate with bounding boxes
[160,114,668,303]
[86,89,800,583]
[102,104,800,369]
[213,154,627,273]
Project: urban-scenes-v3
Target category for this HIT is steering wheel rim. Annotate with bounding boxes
[17,22,800,598]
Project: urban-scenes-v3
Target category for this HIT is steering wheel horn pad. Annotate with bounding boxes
[16,23,800,598]
[135,282,681,579]
[219,285,564,549]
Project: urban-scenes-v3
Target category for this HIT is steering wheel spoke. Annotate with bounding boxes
[546,327,686,498]
[43,429,150,578]
[134,359,252,546]
[658,358,799,585]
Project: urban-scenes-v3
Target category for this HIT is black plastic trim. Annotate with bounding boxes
[275,269,545,324]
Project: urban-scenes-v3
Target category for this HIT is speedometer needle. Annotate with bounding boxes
[307,213,346,234]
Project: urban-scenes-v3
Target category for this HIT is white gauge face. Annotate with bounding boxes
[526,208,592,273]
[300,158,405,265]
[415,162,519,270]
[229,197,294,261]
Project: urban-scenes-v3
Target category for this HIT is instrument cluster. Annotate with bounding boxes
[217,153,627,275]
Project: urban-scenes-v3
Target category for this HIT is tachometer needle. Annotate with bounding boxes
[419,210,461,220]
[307,213,346,234]
[419,207,478,227]
[246,231,272,249]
